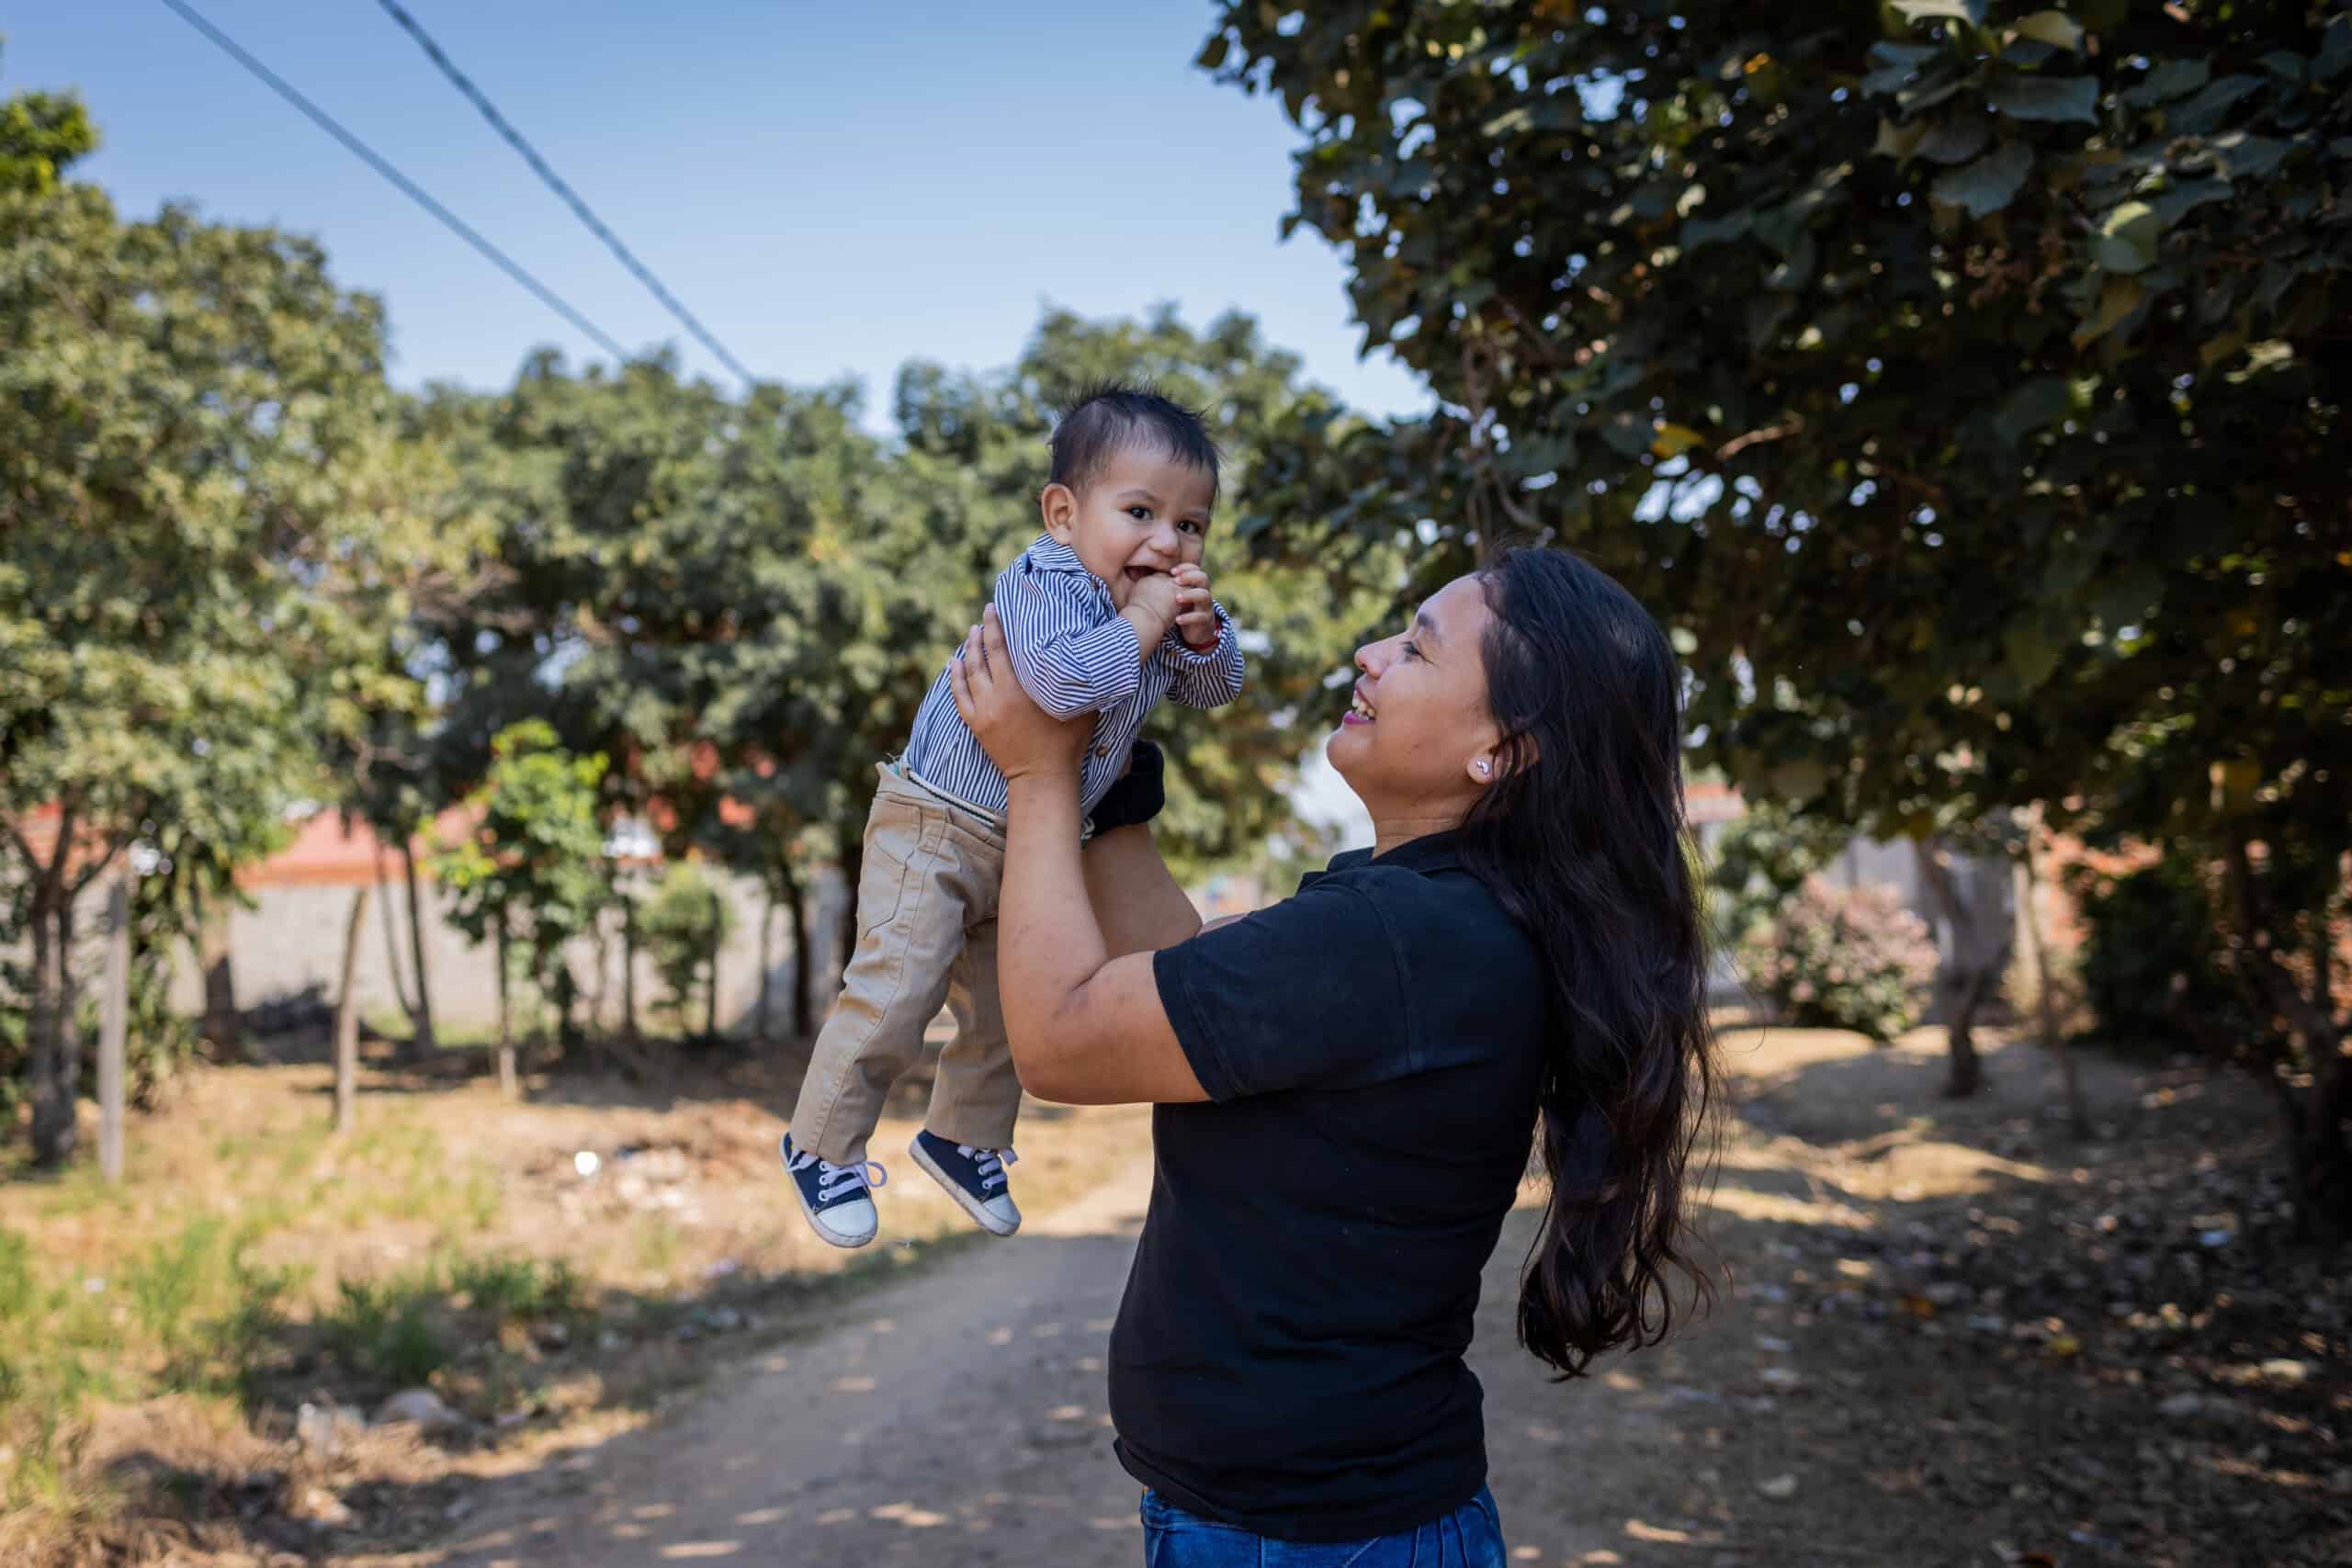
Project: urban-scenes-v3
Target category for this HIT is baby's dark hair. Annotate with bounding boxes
[1047,382,1221,502]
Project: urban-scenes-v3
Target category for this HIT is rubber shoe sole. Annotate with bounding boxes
[781,1140,877,1249]
[909,1137,1022,1237]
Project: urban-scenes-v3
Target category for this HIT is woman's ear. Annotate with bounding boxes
[1039,482,1079,542]
[1467,734,1533,786]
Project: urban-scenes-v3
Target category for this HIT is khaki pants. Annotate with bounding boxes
[790,764,1018,1167]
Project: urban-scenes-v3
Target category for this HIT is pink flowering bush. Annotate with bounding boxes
[1737,875,1939,1043]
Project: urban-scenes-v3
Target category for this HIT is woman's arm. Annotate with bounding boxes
[1082,824,1204,957]
[954,609,1209,1106]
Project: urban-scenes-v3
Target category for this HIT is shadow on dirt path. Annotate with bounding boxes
[411,1023,2346,1568]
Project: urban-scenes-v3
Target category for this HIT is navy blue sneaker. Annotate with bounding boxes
[909,1131,1021,1236]
[780,1134,887,1249]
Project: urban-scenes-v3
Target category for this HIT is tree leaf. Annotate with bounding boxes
[2198,330,2245,368]
[1651,422,1707,459]
[2090,200,2160,274]
[1766,233,1817,291]
[1873,117,1929,161]
[1747,294,1795,353]
[1767,760,1832,806]
[2071,275,2145,345]
[1892,0,1988,22]
[1869,41,1944,68]
[2318,15,2352,83]
[2208,131,2291,179]
[1681,209,1756,251]
[1993,376,2073,446]
[1898,73,1977,113]
[2122,57,2209,107]
[1864,62,1929,96]
[1195,33,1230,71]
[2167,74,2265,137]
[2011,11,2086,51]
[1987,73,2100,123]
[1931,140,2033,217]
[1916,116,1993,164]
[2004,619,2064,691]
[1602,412,1655,459]
[2153,178,2232,228]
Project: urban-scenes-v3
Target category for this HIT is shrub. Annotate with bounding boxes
[322,1274,448,1388]
[638,862,734,1036]
[2068,856,2260,1058]
[1739,875,1939,1042]
[1705,799,1849,946]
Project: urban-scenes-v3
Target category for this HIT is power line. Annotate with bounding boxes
[372,0,760,386]
[155,0,631,364]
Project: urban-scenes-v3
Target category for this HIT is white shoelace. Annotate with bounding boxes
[787,1147,886,1204]
[959,1145,1017,1193]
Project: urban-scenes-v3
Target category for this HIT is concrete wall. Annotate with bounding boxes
[12,816,2014,1043]
[164,866,851,1042]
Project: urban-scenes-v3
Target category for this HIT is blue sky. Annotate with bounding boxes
[6,1,1430,427]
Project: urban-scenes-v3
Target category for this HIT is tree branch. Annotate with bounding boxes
[2221,825,2346,1053]
[1714,415,1806,463]
[68,837,127,900]
[3,823,34,875]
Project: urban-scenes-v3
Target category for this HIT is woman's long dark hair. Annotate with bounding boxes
[1459,547,1720,1379]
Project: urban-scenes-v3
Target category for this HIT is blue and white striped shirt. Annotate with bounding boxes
[902,534,1247,817]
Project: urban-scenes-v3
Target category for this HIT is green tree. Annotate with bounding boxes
[0,81,420,1164]
[431,721,611,1095]
[413,357,895,1020]
[0,42,95,198]
[1210,2,2350,1225]
[637,861,736,1041]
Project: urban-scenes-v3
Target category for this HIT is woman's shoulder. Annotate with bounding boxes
[1295,843,1537,965]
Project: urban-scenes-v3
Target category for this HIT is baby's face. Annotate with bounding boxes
[1045,446,1216,611]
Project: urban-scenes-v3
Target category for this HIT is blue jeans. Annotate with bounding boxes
[1140,1486,1508,1567]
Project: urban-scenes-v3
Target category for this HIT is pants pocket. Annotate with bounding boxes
[854,801,931,942]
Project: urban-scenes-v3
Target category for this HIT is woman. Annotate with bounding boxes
[949,547,1718,1563]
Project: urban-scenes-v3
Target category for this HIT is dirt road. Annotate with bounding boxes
[440,1142,1651,1566]
[435,1025,2339,1568]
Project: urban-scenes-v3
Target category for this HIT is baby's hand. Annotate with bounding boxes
[1170,564,1221,651]
[1126,570,1184,637]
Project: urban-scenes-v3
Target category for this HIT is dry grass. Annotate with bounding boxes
[0,1035,1136,1564]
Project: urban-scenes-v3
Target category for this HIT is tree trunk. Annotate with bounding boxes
[1913,835,2014,1099]
[28,872,89,1167]
[2293,1054,2352,1243]
[552,951,582,1052]
[2017,829,2090,1139]
[334,885,370,1134]
[704,884,723,1044]
[98,873,130,1183]
[401,840,436,1058]
[2217,824,2352,1240]
[783,858,813,1039]
[619,891,640,1045]
[26,873,74,1166]
[374,843,420,1045]
[197,897,242,1062]
[754,890,776,1043]
[835,835,863,996]
[495,917,517,1099]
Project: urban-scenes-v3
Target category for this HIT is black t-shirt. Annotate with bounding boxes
[1111,830,1547,1541]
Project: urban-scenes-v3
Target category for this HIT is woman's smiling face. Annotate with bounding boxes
[1328,574,1503,829]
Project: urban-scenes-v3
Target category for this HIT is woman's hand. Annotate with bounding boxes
[952,604,1092,783]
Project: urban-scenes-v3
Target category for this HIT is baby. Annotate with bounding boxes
[781,384,1244,1247]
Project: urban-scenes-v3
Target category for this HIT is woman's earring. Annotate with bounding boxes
[1476,760,1491,777]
